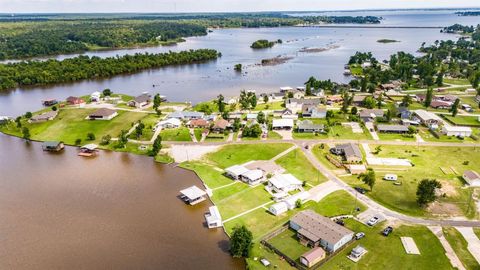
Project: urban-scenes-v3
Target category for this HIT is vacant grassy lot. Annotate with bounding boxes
[346,145,480,218]
[377,132,416,141]
[443,227,480,270]
[275,149,327,186]
[321,220,454,270]
[306,190,367,217]
[2,109,148,145]
[443,115,480,127]
[215,184,272,220]
[255,101,284,111]
[206,143,292,168]
[159,127,192,141]
[312,143,346,170]
[267,229,310,261]
[444,78,472,85]
[179,161,232,189]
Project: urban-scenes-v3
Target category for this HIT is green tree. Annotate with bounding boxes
[232,118,241,132]
[75,138,82,146]
[86,132,96,141]
[22,127,31,141]
[153,94,162,111]
[401,95,412,107]
[24,112,33,119]
[229,225,253,258]
[376,93,383,109]
[450,98,460,117]
[416,179,442,207]
[360,77,367,92]
[263,95,269,104]
[358,168,376,191]
[135,122,145,139]
[234,63,242,71]
[295,199,302,208]
[305,83,312,96]
[150,135,162,156]
[350,106,358,115]
[257,111,266,124]
[424,88,433,108]
[436,72,444,86]
[363,96,376,109]
[102,88,112,96]
[52,106,58,111]
[15,116,22,128]
[217,94,225,113]
[100,135,112,145]
[116,130,129,148]
[249,93,257,109]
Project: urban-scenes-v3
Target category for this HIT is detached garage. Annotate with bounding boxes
[441,126,472,137]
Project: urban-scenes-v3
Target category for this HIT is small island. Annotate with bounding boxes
[377,39,400,43]
[250,39,282,49]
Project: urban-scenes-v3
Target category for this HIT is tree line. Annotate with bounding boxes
[0,49,220,91]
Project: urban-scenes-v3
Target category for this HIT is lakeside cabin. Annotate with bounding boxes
[180,185,207,205]
[78,144,98,157]
[88,108,118,120]
[205,206,222,229]
[42,141,65,152]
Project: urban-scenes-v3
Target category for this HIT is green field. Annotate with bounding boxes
[443,115,480,127]
[255,101,284,111]
[377,132,416,141]
[206,143,292,168]
[267,229,310,261]
[444,78,472,86]
[215,184,272,220]
[1,108,147,145]
[443,227,480,270]
[179,161,232,189]
[344,145,480,218]
[275,148,327,186]
[159,127,192,141]
[307,190,367,217]
[321,220,454,270]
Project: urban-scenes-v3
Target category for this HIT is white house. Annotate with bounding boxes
[88,108,117,120]
[269,191,311,216]
[90,91,101,102]
[205,206,222,229]
[246,113,258,121]
[280,86,294,93]
[441,126,472,137]
[156,118,181,129]
[224,165,250,180]
[269,202,289,216]
[272,119,294,130]
[268,174,302,193]
[241,169,264,185]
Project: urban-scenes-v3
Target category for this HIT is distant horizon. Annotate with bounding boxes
[1,0,480,14]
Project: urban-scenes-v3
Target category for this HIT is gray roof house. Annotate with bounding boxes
[29,111,58,123]
[297,120,325,133]
[359,109,384,122]
[330,143,362,163]
[377,124,409,133]
[128,93,151,108]
[167,111,205,120]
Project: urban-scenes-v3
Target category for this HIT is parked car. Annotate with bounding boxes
[382,226,393,236]
[367,216,379,226]
[355,232,365,240]
[336,219,345,226]
[355,187,366,194]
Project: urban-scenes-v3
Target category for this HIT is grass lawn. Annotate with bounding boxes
[215,184,272,220]
[275,148,327,185]
[255,101,284,111]
[247,243,295,270]
[211,182,250,201]
[179,161,232,189]
[305,190,367,217]
[349,64,363,76]
[134,114,159,141]
[6,109,147,145]
[321,220,454,270]
[159,127,192,141]
[154,153,174,164]
[267,229,310,261]
[418,127,476,143]
[474,228,480,240]
[311,144,344,170]
[194,128,204,141]
[443,227,480,270]
[206,143,292,168]
[292,131,327,140]
[444,78,472,86]
[377,132,416,141]
[351,145,480,218]
[443,115,480,127]
[102,142,151,156]
[267,131,283,139]
[329,124,372,140]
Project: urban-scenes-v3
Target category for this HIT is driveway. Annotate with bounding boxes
[275,129,293,140]
[455,227,480,264]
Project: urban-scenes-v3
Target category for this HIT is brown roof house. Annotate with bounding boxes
[212,119,230,133]
[88,108,118,120]
[290,210,354,252]
[66,96,85,105]
[29,111,58,123]
[463,170,480,186]
[187,119,210,129]
[128,94,151,108]
[359,109,384,122]
[300,247,326,268]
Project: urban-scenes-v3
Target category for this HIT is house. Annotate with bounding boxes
[430,100,452,109]
[42,99,58,106]
[203,114,217,122]
[377,124,409,133]
[441,95,458,102]
[415,94,427,103]
[224,165,250,180]
[128,93,151,108]
[413,110,442,129]
[269,191,311,216]
[90,91,101,102]
[167,111,205,121]
[88,108,118,120]
[291,90,305,99]
[290,210,354,252]
[272,119,294,130]
[269,202,289,216]
[359,109,384,122]
[268,174,302,193]
[441,126,472,137]
[265,92,285,102]
[29,111,58,123]
[212,119,230,133]
[246,113,258,121]
[397,107,412,119]
[352,95,368,106]
[179,185,207,205]
[280,86,294,93]
[0,116,10,124]
[42,141,64,152]
[302,105,326,118]
[66,96,85,105]
[327,95,343,104]
[330,143,362,163]
[300,247,326,268]
[227,112,243,121]
[241,169,265,185]
[297,120,325,133]
[187,119,209,129]
[156,118,181,129]
[463,170,480,186]
[347,164,367,175]
[205,206,222,229]
[273,109,297,119]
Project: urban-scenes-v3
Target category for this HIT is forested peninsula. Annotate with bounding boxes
[0,49,220,91]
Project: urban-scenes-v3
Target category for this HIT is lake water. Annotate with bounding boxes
[0,134,244,269]
[1,9,479,116]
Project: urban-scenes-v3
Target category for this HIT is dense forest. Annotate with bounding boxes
[250,39,282,49]
[0,20,207,60]
[0,49,219,91]
[0,13,380,59]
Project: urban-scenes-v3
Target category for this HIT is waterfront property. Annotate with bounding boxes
[88,108,118,120]
[128,93,151,108]
[267,174,303,194]
[66,96,85,105]
[29,111,58,123]
[290,210,354,252]
[224,165,250,180]
[42,141,65,152]
[180,185,207,205]
[225,164,265,185]
[205,206,222,229]
[167,111,205,121]
[268,191,311,216]
[156,118,182,129]
[78,144,98,157]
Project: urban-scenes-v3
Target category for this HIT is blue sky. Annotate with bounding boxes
[0,0,479,13]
